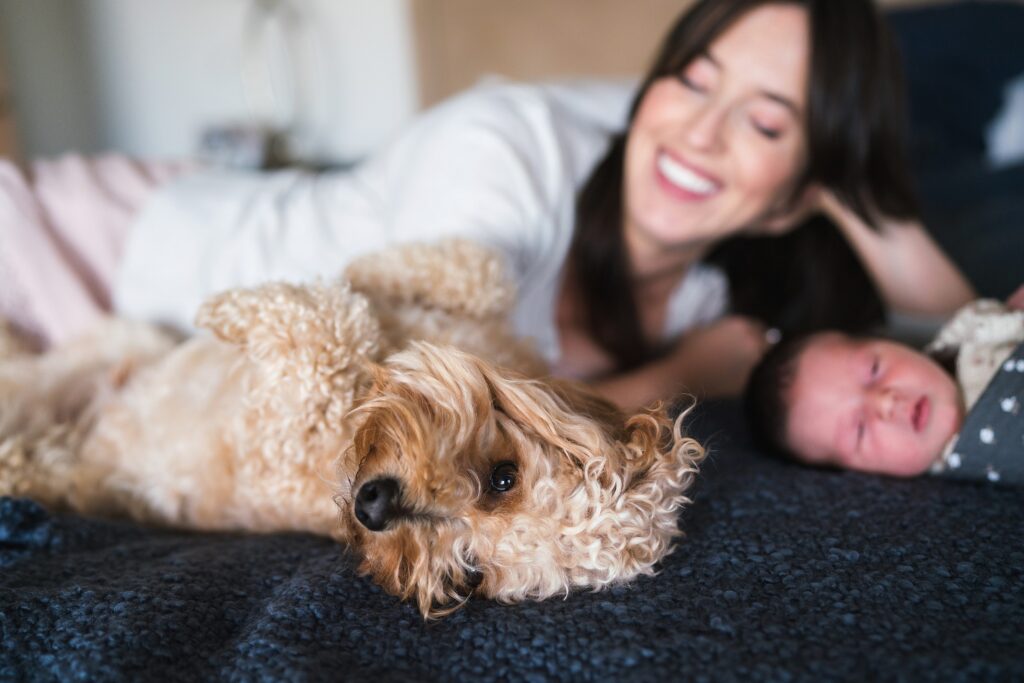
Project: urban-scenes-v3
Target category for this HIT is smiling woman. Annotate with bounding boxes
[566,0,974,408]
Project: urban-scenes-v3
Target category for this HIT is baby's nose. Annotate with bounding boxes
[871,388,908,424]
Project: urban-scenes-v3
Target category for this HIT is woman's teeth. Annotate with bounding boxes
[657,153,717,195]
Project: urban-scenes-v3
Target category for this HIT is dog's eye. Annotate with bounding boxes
[488,461,517,493]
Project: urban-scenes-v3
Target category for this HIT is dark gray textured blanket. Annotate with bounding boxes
[1,401,1021,682]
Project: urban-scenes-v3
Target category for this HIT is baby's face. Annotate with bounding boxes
[786,333,964,476]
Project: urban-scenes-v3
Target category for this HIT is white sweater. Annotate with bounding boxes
[115,80,728,367]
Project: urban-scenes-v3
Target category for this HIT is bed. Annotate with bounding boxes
[2,400,1022,681]
[2,2,1023,680]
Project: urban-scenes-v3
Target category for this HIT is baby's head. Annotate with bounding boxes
[745,332,965,477]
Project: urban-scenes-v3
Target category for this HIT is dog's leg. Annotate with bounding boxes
[0,410,91,509]
[0,319,176,511]
[0,319,36,359]
[344,239,516,320]
[196,278,382,428]
[344,240,547,375]
[0,354,111,509]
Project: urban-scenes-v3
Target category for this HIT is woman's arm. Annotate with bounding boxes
[591,316,771,410]
[818,191,976,316]
[1007,285,1024,312]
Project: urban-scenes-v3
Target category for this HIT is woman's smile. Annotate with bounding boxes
[654,150,721,199]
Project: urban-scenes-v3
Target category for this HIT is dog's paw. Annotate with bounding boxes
[0,320,36,360]
[344,239,516,320]
[0,437,32,497]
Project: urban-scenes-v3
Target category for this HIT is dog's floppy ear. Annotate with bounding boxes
[480,361,705,587]
[474,356,704,493]
[475,362,619,469]
[612,404,705,570]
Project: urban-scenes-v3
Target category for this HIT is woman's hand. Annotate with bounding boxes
[1007,285,1024,311]
[757,184,975,316]
[667,315,775,398]
[761,184,975,316]
[824,192,975,316]
[755,184,826,235]
[590,315,774,410]
[757,184,894,236]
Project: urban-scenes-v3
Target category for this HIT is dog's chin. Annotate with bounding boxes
[345,519,485,618]
[364,558,484,619]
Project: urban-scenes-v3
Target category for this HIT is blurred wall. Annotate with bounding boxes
[0,0,418,163]
[0,0,958,163]
[413,0,957,108]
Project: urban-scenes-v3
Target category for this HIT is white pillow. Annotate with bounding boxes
[986,72,1024,168]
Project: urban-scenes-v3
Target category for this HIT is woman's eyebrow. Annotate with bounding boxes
[704,48,801,116]
[758,91,801,116]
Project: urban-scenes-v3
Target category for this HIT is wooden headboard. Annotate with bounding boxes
[411,0,951,108]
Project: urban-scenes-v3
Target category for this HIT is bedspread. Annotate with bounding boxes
[1,401,1021,682]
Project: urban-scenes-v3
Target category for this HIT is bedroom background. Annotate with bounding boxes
[0,3,1022,680]
[0,0,996,166]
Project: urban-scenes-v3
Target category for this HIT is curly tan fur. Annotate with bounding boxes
[0,319,35,359]
[0,239,705,618]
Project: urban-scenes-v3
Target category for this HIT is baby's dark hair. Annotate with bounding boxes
[743,332,824,458]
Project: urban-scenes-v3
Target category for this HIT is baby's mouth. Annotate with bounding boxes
[913,396,930,433]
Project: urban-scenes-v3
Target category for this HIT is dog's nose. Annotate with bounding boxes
[354,477,402,531]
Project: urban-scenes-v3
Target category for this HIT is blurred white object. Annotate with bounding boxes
[987,72,1024,169]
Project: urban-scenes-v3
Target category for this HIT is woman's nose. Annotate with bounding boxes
[684,103,727,152]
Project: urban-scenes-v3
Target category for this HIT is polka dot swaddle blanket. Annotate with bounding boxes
[937,340,1024,485]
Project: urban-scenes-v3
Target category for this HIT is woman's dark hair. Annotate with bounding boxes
[568,0,920,370]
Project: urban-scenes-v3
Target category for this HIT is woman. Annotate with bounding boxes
[566,0,973,407]
[0,0,973,408]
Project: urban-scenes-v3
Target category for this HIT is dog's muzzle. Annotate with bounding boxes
[354,477,402,531]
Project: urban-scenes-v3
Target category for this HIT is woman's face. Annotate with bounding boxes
[623,3,810,269]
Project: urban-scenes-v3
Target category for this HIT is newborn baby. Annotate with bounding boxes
[745,290,1024,484]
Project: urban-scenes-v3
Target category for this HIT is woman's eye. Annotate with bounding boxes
[677,73,707,94]
[488,462,517,493]
[870,356,881,380]
[856,421,866,447]
[751,120,782,139]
